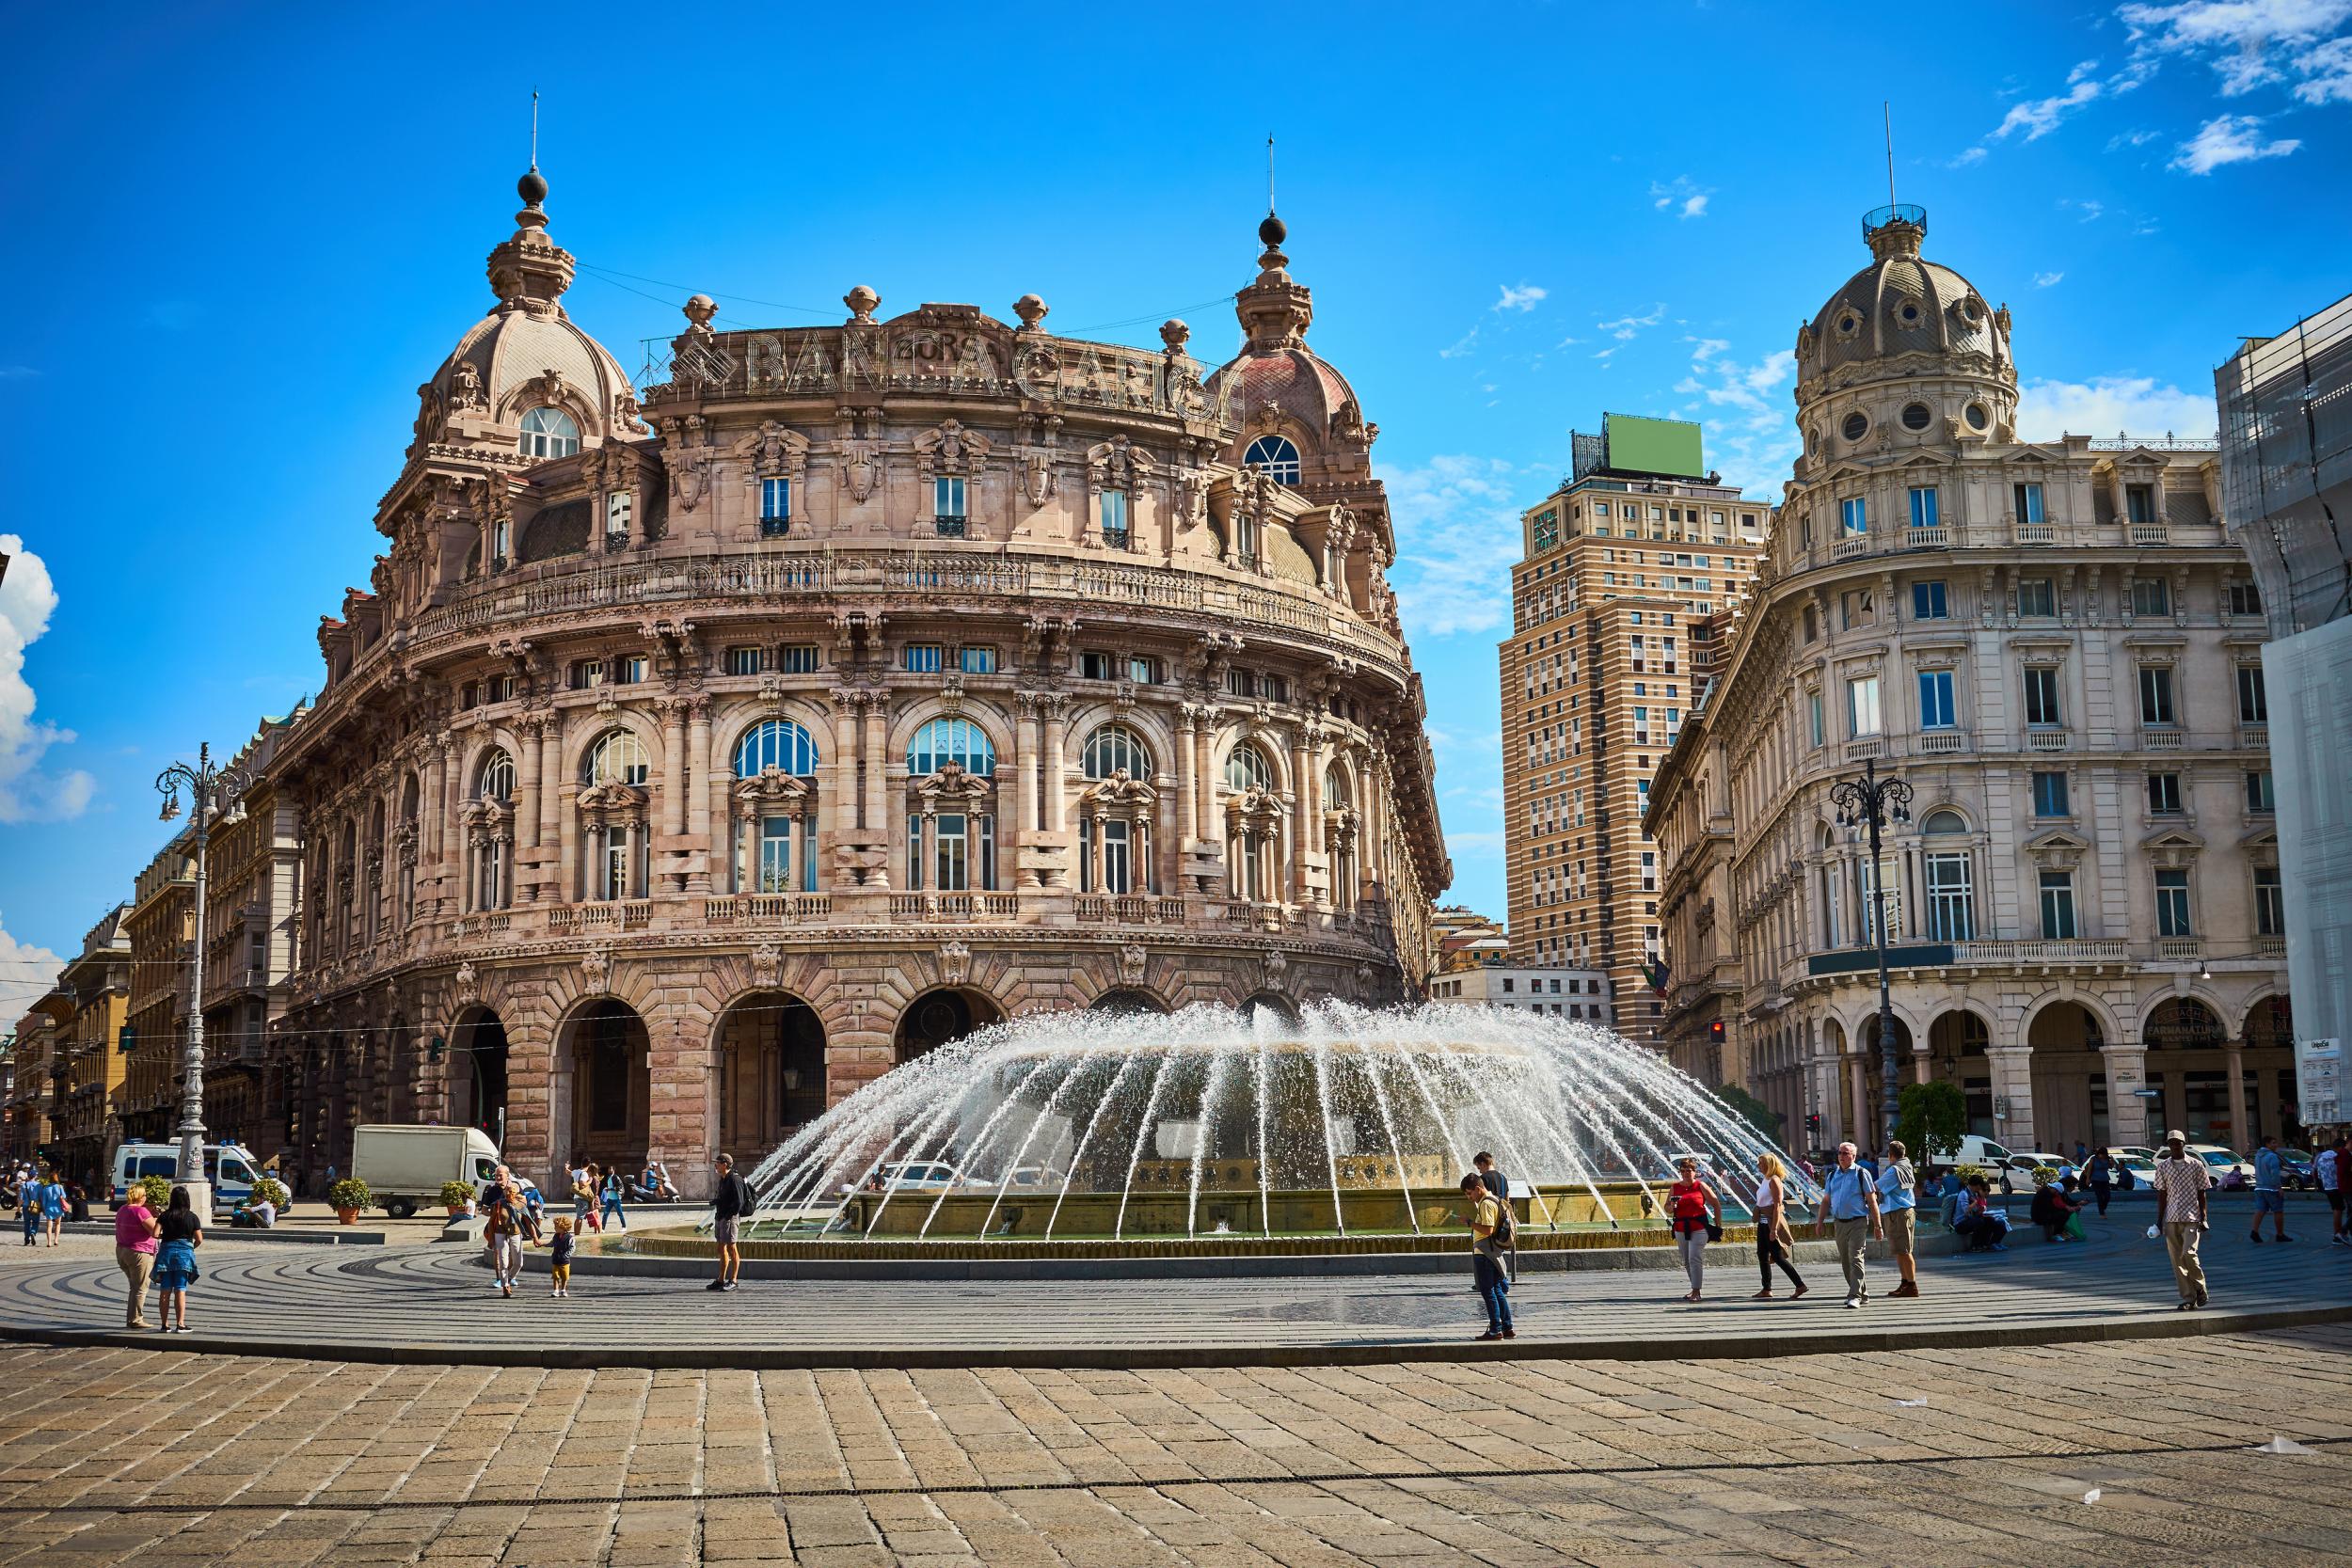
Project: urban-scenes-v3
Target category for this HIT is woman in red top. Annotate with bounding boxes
[1668,1156,1723,1303]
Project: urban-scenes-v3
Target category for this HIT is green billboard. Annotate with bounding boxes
[1604,413,1705,479]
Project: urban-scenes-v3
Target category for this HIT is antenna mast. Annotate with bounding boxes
[531,87,540,170]
[1883,101,1896,207]
[1266,133,1276,213]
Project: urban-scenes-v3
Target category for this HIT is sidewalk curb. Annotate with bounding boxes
[8,1302,2345,1372]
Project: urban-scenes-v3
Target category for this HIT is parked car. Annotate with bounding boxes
[2113,1154,2158,1187]
[2187,1144,2255,1189]
[1994,1151,2077,1193]
[994,1165,1070,1192]
[1950,1134,2016,1171]
[2116,1146,2158,1164]
[848,1161,961,1194]
[109,1140,263,1211]
[2279,1148,2319,1190]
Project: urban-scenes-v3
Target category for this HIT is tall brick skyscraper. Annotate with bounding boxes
[1500,416,1766,1045]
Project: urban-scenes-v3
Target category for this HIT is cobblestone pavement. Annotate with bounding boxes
[0,1328,2345,1565]
[2,1210,2345,1368]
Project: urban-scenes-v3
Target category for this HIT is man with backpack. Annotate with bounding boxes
[1454,1172,1515,1340]
[1472,1151,1517,1281]
[708,1153,751,1292]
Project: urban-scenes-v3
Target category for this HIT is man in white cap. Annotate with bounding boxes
[2151,1129,2212,1309]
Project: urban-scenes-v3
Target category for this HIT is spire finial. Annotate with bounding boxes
[516,89,548,212]
[1267,133,1276,214]
[532,87,540,173]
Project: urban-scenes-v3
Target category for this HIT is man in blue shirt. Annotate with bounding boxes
[1813,1141,1883,1308]
[2250,1134,2290,1243]
[1876,1139,1921,1298]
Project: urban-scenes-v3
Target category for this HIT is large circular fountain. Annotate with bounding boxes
[737,1004,1813,1248]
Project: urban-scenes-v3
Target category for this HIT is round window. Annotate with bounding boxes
[1837,314,1859,336]
[1965,403,1990,431]
[1899,303,1921,324]
[1842,411,1868,442]
[1901,403,1932,431]
[1806,425,1820,455]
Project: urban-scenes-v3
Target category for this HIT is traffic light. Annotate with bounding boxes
[1806,1113,1822,1136]
[427,1035,445,1063]
[1708,1020,1725,1045]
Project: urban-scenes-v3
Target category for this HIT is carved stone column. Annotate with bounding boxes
[424,739,453,918]
[661,698,689,839]
[1287,725,1313,905]
[688,696,714,893]
[2225,1042,2249,1148]
[1173,704,1199,884]
[862,693,890,888]
[539,720,564,892]
[1041,695,1070,839]
[516,715,544,853]
[1193,714,1216,843]
[1014,693,1042,888]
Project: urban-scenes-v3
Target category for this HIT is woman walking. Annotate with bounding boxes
[2085,1148,2115,1216]
[1751,1153,1809,1300]
[40,1170,66,1246]
[569,1156,596,1232]
[1668,1156,1721,1303]
[598,1165,628,1232]
[153,1187,204,1333]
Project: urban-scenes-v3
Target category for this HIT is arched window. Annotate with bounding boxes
[1323,763,1358,911]
[518,406,580,460]
[1920,812,1973,940]
[1243,435,1301,484]
[478,750,516,801]
[907,718,995,777]
[1225,744,1273,792]
[1083,724,1152,781]
[733,720,820,778]
[582,729,649,787]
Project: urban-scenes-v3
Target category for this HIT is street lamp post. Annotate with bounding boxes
[155,742,247,1221]
[1828,756,1913,1151]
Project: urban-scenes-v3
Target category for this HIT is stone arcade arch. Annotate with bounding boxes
[713,990,828,1164]
[894,989,1005,1065]
[560,999,652,1169]
[445,1007,512,1143]
[1088,988,1168,1017]
[2025,1001,2106,1154]
[1927,1009,1994,1138]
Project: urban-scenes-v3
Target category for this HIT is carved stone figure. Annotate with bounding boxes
[939,940,972,987]
[1119,943,1149,987]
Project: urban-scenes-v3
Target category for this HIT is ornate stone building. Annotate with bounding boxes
[120,832,197,1146]
[1648,205,2290,1156]
[261,172,1448,1195]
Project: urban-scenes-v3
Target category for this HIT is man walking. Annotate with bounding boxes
[1472,1151,1516,1282]
[1877,1139,1921,1297]
[481,1165,532,1299]
[708,1153,749,1291]
[1454,1172,1514,1340]
[1813,1141,1882,1308]
[2250,1134,2291,1243]
[2323,1135,2348,1245]
[2153,1129,2213,1310]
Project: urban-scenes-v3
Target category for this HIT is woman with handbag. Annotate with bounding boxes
[1750,1152,1809,1300]
[1668,1157,1722,1303]
[153,1186,204,1333]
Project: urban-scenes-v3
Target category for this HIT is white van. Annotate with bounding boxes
[349,1125,505,1217]
[1948,1134,2015,1171]
[110,1141,263,1210]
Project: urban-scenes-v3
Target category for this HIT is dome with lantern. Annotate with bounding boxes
[1798,207,2012,387]
[1205,211,1379,486]
[409,166,643,463]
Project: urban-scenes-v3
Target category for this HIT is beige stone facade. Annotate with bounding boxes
[1649,205,2290,1157]
[258,179,1449,1196]
[119,834,196,1147]
[1502,462,1766,1045]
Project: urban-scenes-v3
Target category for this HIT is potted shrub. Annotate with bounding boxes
[439,1180,476,1217]
[135,1174,174,1212]
[250,1177,290,1211]
[327,1177,372,1224]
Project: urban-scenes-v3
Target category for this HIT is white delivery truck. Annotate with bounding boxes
[349,1125,505,1217]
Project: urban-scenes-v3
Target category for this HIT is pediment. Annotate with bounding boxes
[2139,828,2205,853]
[2025,828,2091,854]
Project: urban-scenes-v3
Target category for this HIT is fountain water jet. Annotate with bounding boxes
[746,1003,1814,1245]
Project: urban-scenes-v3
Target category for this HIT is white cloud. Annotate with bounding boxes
[2035,271,2067,287]
[2107,127,2163,148]
[2171,111,2305,169]
[2121,0,2352,99]
[1675,345,1801,495]
[2060,198,2106,220]
[1597,304,1668,341]
[1493,283,1549,312]
[1994,77,2106,139]
[0,535,95,824]
[1385,455,1536,639]
[1947,145,1989,167]
[2013,374,2219,442]
[1649,177,1713,219]
[0,913,63,1025]
[1438,325,1480,359]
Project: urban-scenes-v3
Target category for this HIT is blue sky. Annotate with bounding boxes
[3,1,2348,1008]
